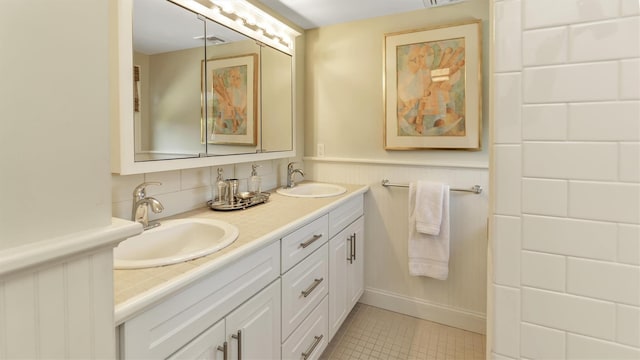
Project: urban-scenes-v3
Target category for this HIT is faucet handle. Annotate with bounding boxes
[132,181,162,199]
[287,162,297,171]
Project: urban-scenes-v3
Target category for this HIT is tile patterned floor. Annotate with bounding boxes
[320,303,486,360]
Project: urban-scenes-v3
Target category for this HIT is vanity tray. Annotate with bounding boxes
[207,192,270,211]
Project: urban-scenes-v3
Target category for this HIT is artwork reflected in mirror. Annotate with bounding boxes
[202,53,258,145]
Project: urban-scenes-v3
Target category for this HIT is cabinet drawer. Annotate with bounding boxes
[119,241,280,359]
[282,296,329,360]
[281,214,328,273]
[329,195,363,238]
[281,243,329,341]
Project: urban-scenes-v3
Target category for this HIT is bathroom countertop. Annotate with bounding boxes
[113,182,369,325]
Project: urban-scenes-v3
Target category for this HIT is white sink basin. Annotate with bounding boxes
[113,218,239,269]
[276,182,347,198]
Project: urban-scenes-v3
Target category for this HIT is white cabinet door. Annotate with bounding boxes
[328,228,349,340]
[328,216,364,341]
[347,217,364,309]
[119,242,280,359]
[167,319,226,360]
[226,280,281,360]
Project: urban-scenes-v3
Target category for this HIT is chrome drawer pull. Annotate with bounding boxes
[301,334,324,359]
[301,278,324,298]
[300,234,323,249]
[217,341,228,360]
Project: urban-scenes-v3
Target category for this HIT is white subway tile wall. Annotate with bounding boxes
[522,0,620,29]
[522,288,617,340]
[616,304,640,347]
[493,145,522,216]
[493,285,521,358]
[492,0,640,358]
[620,59,640,98]
[522,215,618,260]
[568,102,640,141]
[569,18,640,62]
[567,333,640,359]
[523,142,619,180]
[493,0,522,72]
[523,62,619,103]
[522,27,569,66]
[521,251,566,292]
[618,224,640,265]
[522,178,568,216]
[520,323,566,359]
[522,104,568,140]
[493,215,521,287]
[493,73,522,143]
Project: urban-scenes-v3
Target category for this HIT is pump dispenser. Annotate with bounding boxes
[215,168,228,204]
[249,164,262,194]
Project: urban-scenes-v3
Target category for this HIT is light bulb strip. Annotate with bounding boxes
[170,0,299,54]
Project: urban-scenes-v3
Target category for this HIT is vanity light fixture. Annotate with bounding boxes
[422,0,467,8]
[171,0,300,54]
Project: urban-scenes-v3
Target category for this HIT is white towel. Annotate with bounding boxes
[408,181,450,280]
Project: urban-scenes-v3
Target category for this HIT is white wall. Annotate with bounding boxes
[0,0,112,250]
[0,1,122,359]
[304,2,490,166]
[303,0,491,332]
[490,0,640,358]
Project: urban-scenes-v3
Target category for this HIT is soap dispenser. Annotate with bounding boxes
[248,164,262,194]
[215,168,228,204]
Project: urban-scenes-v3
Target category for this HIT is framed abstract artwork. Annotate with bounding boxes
[202,53,258,145]
[383,20,482,150]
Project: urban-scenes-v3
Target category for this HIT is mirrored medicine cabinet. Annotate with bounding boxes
[111,0,298,175]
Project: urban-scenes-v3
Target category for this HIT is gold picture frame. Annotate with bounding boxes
[202,53,258,145]
[383,19,482,150]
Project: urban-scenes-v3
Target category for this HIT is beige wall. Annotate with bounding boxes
[303,0,491,332]
[304,1,490,165]
[0,0,112,249]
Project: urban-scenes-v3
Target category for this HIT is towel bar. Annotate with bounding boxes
[381,179,483,194]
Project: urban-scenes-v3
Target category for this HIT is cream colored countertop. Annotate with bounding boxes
[114,183,369,325]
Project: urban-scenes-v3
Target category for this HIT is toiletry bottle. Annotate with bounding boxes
[216,168,228,204]
[249,164,262,194]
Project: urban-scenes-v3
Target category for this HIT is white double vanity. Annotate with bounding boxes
[115,185,368,359]
[110,1,367,357]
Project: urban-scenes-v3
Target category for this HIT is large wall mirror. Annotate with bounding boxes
[118,0,295,170]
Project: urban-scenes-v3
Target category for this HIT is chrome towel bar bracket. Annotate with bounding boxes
[381,179,482,194]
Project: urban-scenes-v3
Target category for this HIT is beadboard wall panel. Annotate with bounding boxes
[0,250,115,360]
[305,160,489,333]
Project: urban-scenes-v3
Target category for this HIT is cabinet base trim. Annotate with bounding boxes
[360,287,486,335]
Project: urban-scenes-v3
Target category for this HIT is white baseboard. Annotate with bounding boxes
[360,287,486,334]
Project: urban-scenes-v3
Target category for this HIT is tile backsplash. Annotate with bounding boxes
[112,159,288,221]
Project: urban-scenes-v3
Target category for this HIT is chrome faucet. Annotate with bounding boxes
[132,182,164,230]
[286,162,304,188]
